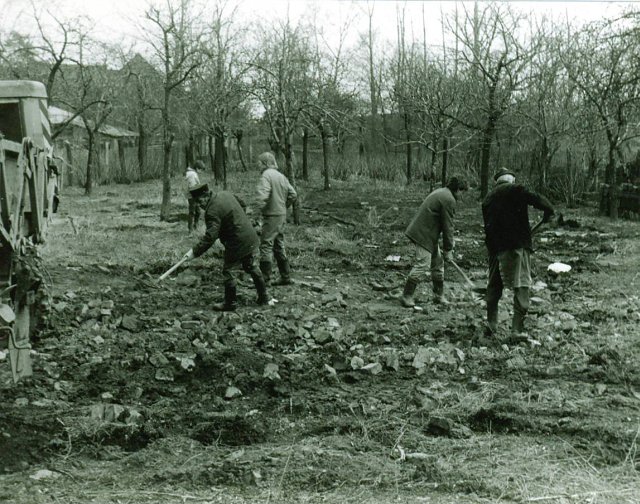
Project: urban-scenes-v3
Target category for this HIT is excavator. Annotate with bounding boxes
[0,80,60,382]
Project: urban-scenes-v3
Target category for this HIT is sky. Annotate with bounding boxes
[0,0,633,50]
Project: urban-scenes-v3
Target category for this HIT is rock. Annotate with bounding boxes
[178,356,196,371]
[101,392,114,400]
[225,386,242,399]
[150,352,169,367]
[361,362,382,375]
[561,320,578,333]
[350,356,365,370]
[14,397,28,407]
[180,320,201,330]
[426,416,453,436]
[103,404,125,422]
[93,335,105,345]
[324,364,338,381]
[126,409,144,425]
[385,353,400,371]
[30,469,60,481]
[532,281,548,292]
[121,315,140,332]
[506,356,526,369]
[599,243,615,254]
[313,329,333,345]
[101,300,115,310]
[263,363,280,380]
[155,368,174,382]
[412,347,431,369]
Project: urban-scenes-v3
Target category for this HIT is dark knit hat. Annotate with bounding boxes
[189,183,209,200]
[446,176,469,192]
[493,167,516,181]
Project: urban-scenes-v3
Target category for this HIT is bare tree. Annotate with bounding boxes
[452,4,537,197]
[563,17,640,218]
[143,0,204,221]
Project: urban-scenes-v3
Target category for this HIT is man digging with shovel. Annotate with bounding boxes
[181,183,269,311]
[482,168,554,342]
[401,177,468,308]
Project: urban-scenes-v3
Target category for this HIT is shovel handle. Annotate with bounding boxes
[448,259,476,289]
[158,257,188,281]
[531,218,544,235]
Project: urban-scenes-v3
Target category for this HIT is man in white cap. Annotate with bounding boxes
[255,152,297,286]
[482,167,554,340]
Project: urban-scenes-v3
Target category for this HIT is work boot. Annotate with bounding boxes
[251,271,270,306]
[213,284,237,311]
[485,304,498,336]
[259,260,272,287]
[511,310,526,335]
[400,278,418,308]
[432,280,449,305]
[274,257,292,286]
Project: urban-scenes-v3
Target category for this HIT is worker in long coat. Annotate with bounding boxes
[182,184,269,311]
[401,177,468,307]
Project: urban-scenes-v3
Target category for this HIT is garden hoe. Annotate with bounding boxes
[448,259,487,296]
[158,257,189,281]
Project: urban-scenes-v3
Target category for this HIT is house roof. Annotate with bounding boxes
[48,105,138,138]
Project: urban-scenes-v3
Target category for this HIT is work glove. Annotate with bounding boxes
[444,250,454,262]
[182,249,194,261]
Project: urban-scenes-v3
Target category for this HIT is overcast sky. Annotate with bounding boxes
[0,0,632,50]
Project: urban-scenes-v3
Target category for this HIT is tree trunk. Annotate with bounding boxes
[235,130,247,171]
[84,130,95,195]
[302,127,309,181]
[213,126,225,184]
[479,116,498,198]
[137,123,146,181]
[320,125,331,191]
[441,136,449,185]
[404,112,412,184]
[118,139,126,183]
[208,135,215,179]
[283,132,300,224]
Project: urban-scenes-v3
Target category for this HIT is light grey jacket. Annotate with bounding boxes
[256,168,297,216]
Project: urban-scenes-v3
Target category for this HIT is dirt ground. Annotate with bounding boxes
[1,176,639,504]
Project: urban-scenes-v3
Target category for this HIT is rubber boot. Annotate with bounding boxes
[485,304,498,337]
[511,310,526,335]
[213,283,237,311]
[251,271,270,306]
[259,260,272,287]
[432,280,449,305]
[274,257,292,286]
[400,278,417,308]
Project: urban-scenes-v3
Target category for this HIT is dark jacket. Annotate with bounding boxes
[482,182,554,255]
[193,191,259,261]
[405,187,457,253]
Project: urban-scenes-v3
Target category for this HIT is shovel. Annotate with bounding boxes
[448,259,487,296]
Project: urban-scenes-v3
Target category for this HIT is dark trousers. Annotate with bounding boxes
[188,198,200,231]
[222,251,268,301]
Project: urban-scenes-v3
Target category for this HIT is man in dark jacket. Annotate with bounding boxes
[482,168,554,338]
[401,177,468,307]
[181,184,269,311]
